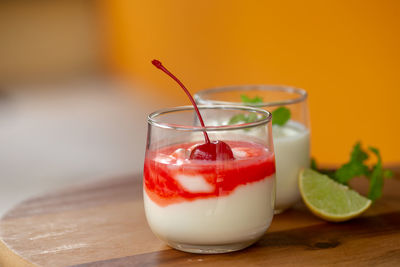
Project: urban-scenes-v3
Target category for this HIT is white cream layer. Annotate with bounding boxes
[144,176,275,245]
[273,121,310,211]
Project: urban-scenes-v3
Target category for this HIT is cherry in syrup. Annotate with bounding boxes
[151,59,234,161]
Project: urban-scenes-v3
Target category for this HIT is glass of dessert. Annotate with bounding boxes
[194,85,310,214]
[143,61,276,254]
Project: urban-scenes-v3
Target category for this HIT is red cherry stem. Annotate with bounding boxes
[151,59,210,144]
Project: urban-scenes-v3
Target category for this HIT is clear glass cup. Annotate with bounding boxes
[143,105,276,254]
[195,85,310,214]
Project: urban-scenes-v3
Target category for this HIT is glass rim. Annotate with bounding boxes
[194,84,307,107]
[148,105,272,131]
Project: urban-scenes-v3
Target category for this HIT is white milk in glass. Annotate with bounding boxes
[273,121,310,212]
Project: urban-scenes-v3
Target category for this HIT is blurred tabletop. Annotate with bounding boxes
[1,167,400,266]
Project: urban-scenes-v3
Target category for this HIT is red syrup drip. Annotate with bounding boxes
[144,141,276,206]
[151,59,234,161]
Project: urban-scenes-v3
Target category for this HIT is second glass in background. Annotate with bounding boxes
[195,85,310,213]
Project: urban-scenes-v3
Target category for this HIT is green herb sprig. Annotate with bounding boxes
[229,94,291,126]
[240,94,263,104]
[271,107,291,126]
[312,142,393,201]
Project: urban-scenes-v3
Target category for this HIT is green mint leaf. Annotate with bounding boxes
[228,94,264,127]
[351,142,369,163]
[230,95,292,127]
[384,169,393,178]
[240,94,263,104]
[228,114,247,125]
[272,107,291,126]
[334,161,369,184]
[368,168,383,201]
[334,142,369,184]
[228,112,260,132]
[247,112,258,122]
[367,147,384,201]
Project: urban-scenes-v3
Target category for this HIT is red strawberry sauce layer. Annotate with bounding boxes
[144,141,275,207]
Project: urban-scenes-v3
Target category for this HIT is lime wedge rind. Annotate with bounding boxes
[299,168,372,222]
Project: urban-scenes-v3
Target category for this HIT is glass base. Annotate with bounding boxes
[166,240,257,254]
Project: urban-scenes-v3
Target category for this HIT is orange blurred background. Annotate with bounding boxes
[0,0,399,215]
[101,0,400,165]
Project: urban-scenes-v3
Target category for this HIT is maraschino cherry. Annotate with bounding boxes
[152,59,234,161]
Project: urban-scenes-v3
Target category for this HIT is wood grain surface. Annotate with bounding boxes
[1,167,400,266]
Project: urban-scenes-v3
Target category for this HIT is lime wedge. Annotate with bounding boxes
[299,168,372,222]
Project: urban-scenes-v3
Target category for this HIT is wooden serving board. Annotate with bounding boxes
[1,168,400,266]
